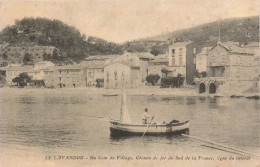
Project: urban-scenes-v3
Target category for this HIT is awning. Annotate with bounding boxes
[161,66,176,72]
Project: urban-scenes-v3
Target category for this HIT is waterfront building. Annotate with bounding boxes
[147,54,168,83]
[104,61,141,89]
[166,41,202,84]
[44,65,85,88]
[195,42,255,94]
[32,61,55,80]
[104,52,154,87]
[80,61,105,87]
[0,64,34,85]
[243,42,260,89]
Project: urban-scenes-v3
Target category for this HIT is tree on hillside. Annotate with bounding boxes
[23,52,33,65]
[150,49,159,56]
[2,52,8,60]
[146,74,160,86]
[12,72,31,87]
[0,17,123,65]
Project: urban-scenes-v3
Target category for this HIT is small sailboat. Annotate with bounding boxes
[109,88,189,136]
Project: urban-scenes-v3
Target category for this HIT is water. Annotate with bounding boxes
[0,88,259,166]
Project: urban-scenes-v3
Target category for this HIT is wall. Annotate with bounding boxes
[85,68,104,87]
[186,42,202,84]
[196,54,207,72]
[44,68,85,88]
[104,62,131,89]
[168,46,187,66]
[207,46,230,77]
[229,54,254,81]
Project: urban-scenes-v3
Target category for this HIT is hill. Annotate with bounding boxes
[0,17,123,65]
[123,16,259,55]
[0,16,258,65]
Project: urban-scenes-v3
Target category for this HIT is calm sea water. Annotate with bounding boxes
[0,88,259,165]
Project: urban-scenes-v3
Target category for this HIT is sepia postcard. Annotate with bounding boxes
[0,0,259,166]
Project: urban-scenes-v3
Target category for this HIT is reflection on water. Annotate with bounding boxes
[0,89,259,158]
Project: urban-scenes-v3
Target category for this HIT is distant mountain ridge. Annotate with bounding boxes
[142,16,259,44]
[123,16,259,54]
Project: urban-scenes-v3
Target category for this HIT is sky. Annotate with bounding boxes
[0,0,259,43]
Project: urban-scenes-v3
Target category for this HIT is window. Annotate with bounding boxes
[221,67,225,77]
[121,72,125,81]
[114,71,117,80]
[59,70,61,75]
[212,68,215,77]
[172,49,175,65]
[179,48,183,66]
[106,72,109,82]
[193,48,196,54]
[193,58,196,64]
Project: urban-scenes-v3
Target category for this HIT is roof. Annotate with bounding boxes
[80,61,105,69]
[104,60,139,69]
[135,52,155,59]
[121,52,155,60]
[212,42,254,55]
[169,41,193,48]
[243,42,259,48]
[228,45,255,54]
[150,58,168,63]
[43,65,84,71]
[85,55,116,61]
[0,65,34,71]
[161,66,176,72]
[34,61,54,65]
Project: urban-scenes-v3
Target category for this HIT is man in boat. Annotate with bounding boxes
[142,108,154,124]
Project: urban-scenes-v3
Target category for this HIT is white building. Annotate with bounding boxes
[104,61,141,89]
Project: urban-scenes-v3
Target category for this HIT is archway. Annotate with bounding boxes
[199,83,206,93]
[209,83,216,94]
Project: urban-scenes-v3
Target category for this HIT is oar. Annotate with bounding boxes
[182,134,260,159]
[142,117,154,138]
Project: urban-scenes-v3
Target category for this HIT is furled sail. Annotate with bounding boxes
[120,88,132,123]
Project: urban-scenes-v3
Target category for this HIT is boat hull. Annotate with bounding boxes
[109,120,189,136]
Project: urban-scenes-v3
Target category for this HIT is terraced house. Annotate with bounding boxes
[103,52,154,88]
[195,42,255,94]
[80,61,105,87]
[165,41,202,84]
[44,65,85,88]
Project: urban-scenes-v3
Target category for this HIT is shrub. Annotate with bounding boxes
[146,74,160,86]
